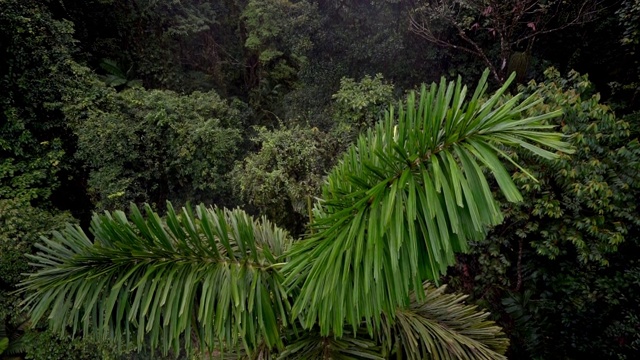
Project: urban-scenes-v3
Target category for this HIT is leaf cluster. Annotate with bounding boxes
[514,68,640,263]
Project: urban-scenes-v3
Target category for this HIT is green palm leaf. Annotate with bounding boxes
[1,331,37,356]
[284,70,573,336]
[19,203,292,355]
[277,283,507,360]
[0,323,7,355]
[381,284,508,360]
[278,329,383,360]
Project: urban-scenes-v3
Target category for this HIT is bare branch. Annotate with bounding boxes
[514,0,604,44]
[408,0,606,82]
[408,14,481,56]
[450,17,502,81]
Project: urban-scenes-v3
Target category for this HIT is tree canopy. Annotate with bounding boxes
[18,71,573,359]
[1,0,639,358]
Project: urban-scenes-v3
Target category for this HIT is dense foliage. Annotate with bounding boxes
[1,0,639,358]
[232,125,337,234]
[447,69,640,359]
[68,87,246,211]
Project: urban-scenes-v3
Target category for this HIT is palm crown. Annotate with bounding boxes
[19,70,573,359]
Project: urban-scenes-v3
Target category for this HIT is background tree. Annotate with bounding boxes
[409,0,603,82]
[446,69,640,359]
[232,125,339,235]
[281,0,447,129]
[0,0,95,212]
[241,0,320,121]
[66,87,247,211]
[331,74,397,130]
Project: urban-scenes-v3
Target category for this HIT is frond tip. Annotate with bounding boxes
[18,203,293,356]
[284,69,573,337]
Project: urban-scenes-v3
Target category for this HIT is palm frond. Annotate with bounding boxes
[2,331,37,356]
[278,329,383,360]
[19,203,292,356]
[99,58,126,79]
[0,323,7,355]
[380,283,508,360]
[0,320,37,356]
[284,70,573,336]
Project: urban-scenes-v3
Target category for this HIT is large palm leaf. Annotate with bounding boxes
[20,203,292,355]
[284,70,573,336]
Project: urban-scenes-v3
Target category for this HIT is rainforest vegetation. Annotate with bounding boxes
[1,0,639,359]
